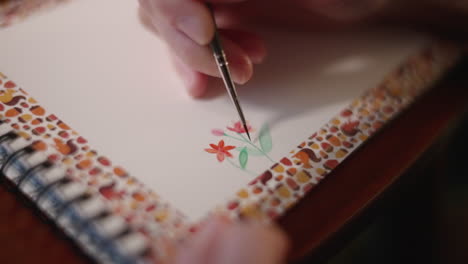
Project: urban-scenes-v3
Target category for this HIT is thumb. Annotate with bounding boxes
[213,221,290,264]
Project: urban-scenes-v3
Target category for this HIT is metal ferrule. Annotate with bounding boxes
[214,52,229,67]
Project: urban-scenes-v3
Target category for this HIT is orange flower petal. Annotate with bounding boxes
[209,144,218,150]
[205,149,218,154]
[224,146,235,151]
[217,152,225,162]
[219,140,225,148]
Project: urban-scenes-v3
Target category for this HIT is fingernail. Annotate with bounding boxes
[250,51,266,64]
[176,15,211,45]
[234,58,253,85]
[242,39,267,64]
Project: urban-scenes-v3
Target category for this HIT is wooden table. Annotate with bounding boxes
[279,58,468,263]
[1,59,467,264]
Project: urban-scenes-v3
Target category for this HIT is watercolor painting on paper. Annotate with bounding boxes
[205,121,275,176]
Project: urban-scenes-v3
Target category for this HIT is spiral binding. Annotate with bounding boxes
[0,120,150,264]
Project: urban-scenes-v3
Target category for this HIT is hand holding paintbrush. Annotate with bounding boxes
[138,0,467,98]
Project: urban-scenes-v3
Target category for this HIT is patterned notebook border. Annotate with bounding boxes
[209,41,462,224]
[0,2,463,259]
[0,40,461,263]
[0,75,186,262]
[2,3,463,264]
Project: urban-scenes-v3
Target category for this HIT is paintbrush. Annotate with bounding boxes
[207,4,251,141]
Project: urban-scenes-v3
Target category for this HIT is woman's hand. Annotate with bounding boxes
[172,216,289,264]
[138,0,468,97]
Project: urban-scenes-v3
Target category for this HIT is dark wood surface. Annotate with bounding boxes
[0,181,91,263]
[279,59,468,263]
[1,61,467,263]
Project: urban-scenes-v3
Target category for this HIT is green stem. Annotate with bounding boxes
[227,158,257,176]
[223,133,275,163]
[238,133,275,163]
[224,133,247,143]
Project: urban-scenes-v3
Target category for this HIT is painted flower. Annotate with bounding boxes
[211,129,225,136]
[205,140,235,162]
[227,121,252,134]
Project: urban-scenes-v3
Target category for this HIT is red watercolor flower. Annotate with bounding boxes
[227,121,252,134]
[205,140,235,162]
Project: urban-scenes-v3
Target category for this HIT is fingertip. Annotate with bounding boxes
[187,73,209,98]
[167,29,253,90]
[221,29,268,64]
[175,10,215,45]
[235,58,253,85]
[150,0,215,45]
[249,45,267,65]
[231,55,253,85]
[214,221,289,264]
[172,54,209,97]
[235,39,266,65]
[221,37,254,85]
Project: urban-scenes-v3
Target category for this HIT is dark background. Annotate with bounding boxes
[299,112,468,264]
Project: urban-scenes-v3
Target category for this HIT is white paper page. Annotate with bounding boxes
[0,0,428,220]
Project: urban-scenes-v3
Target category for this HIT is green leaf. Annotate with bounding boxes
[259,124,273,153]
[236,147,263,156]
[239,147,248,169]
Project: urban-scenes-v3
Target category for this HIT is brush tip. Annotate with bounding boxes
[241,121,251,141]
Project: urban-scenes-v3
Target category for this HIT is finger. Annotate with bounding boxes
[138,6,159,35]
[175,216,232,264]
[140,6,253,95]
[214,222,290,264]
[139,0,248,45]
[160,21,253,84]
[140,6,211,97]
[138,0,214,45]
[218,36,254,83]
[139,0,253,83]
[220,29,267,64]
[171,54,209,97]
